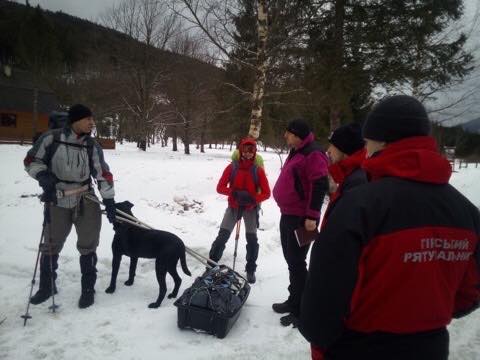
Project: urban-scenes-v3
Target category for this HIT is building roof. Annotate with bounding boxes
[0,66,59,114]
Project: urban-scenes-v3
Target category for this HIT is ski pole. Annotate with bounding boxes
[232,207,244,271]
[44,202,59,313]
[21,219,45,326]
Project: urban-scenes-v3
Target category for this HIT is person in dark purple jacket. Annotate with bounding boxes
[272,119,329,326]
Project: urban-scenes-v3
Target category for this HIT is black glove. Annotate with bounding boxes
[232,190,255,206]
[103,198,116,224]
[36,171,57,203]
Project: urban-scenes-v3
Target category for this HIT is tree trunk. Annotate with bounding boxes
[200,117,207,153]
[184,119,190,155]
[32,86,39,141]
[247,0,268,139]
[163,132,168,147]
[329,0,345,132]
[172,126,178,152]
[329,108,341,132]
[139,138,146,151]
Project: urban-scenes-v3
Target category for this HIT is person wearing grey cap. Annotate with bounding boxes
[299,95,480,359]
[24,104,116,309]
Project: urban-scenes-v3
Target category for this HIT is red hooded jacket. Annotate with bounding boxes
[217,138,270,209]
[300,136,480,350]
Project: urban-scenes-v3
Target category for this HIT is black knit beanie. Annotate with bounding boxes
[329,123,365,155]
[68,104,93,124]
[286,119,310,140]
[362,95,430,143]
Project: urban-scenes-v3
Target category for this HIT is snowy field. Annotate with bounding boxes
[0,142,479,360]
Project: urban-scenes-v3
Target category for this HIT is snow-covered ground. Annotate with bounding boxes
[1,142,479,360]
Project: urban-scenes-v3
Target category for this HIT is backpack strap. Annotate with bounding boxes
[229,160,239,186]
[298,141,324,156]
[44,128,64,170]
[292,141,325,200]
[251,164,259,189]
[229,160,259,189]
[44,129,95,184]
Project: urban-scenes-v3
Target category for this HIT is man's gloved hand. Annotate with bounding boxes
[232,190,256,206]
[37,170,57,190]
[36,171,57,203]
[103,198,116,223]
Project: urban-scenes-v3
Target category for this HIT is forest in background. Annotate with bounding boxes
[1,0,479,157]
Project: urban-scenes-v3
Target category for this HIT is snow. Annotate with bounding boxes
[1,142,480,360]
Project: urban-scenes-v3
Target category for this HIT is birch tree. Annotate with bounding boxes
[175,0,269,139]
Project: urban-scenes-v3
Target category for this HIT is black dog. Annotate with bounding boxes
[105,201,191,308]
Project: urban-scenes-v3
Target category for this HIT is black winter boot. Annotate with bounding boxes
[272,299,295,314]
[280,313,299,327]
[245,233,259,284]
[245,233,259,271]
[30,254,58,305]
[208,228,231,264]
[79,253,97,309]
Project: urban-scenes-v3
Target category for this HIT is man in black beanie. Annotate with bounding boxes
[24,103,116,309]
[272,118,329,327]
[299,95,480,360]
[362,94,431,157]
[322,123,367,226]
[286,119,311,141]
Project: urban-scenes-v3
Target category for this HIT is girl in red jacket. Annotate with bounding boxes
[208,138,270,283]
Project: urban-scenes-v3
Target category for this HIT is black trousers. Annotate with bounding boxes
[279,214,311,315]
[325,327,449,360]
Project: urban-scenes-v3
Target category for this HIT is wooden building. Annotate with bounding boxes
[0,65,58,144]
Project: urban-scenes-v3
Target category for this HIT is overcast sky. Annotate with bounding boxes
[14,0,118,22]
[14,0,480,123]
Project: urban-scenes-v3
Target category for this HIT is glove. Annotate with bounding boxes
[37,170,57,190]
[232,190,255,206]
[36,171,57,203]
[103,198,116,224]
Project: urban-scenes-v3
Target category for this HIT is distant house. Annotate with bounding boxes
[0,65,59,144]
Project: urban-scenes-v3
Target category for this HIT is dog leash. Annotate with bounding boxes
[84,194,234,274]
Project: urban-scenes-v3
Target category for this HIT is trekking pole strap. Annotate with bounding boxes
[85,194,224,269]
[56,184,90,199]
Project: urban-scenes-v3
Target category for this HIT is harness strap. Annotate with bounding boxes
[56,184,90,199]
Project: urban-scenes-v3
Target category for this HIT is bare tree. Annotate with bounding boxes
[174,0,269,139]
[101,0,181,150]
[166,31,220,154]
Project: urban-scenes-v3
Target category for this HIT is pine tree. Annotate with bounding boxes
[304,0,473,131]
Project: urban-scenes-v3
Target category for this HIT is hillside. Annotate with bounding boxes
[462,117,480,134]
[0,0,221,86]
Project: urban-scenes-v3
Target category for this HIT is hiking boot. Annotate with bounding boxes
[208,229,231,264]
[280,313,299,327]
[79,253,97,309]
[272,300,294,314]
[30,254,58,305]
[78,289,95,309]
[30,287,58,305]
[246,271,256,284]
